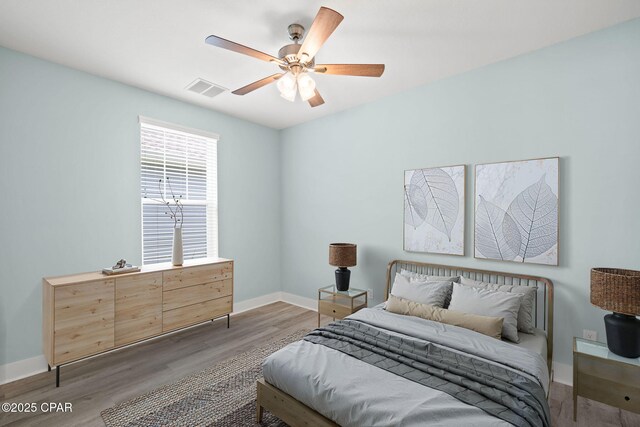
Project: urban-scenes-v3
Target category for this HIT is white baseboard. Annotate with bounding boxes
[232,292,283,314]
[280,292,317,311]
[552,361,572,386]
[0,355,48,385]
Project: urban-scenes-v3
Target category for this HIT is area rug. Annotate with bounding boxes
[101,330,308,427]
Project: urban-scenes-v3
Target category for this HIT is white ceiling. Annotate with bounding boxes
[1,1,639,129]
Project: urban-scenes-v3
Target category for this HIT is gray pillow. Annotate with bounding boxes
[400,269,459,283]
[400,269,459,306]
[390,273,452,308]
[459,276,536,334]
[448,283,523,343]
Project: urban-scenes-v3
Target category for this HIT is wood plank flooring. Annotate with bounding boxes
[1,302,639,426]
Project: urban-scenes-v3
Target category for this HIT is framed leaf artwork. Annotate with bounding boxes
[474,157,559,265]
[404,165,465,255]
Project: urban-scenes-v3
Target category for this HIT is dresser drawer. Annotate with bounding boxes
[54,280,115,364]
[163,296,233,332]
[318,300,354,319]
[163,279,232,311]
[115,272,163,346]
[163,262,233,291]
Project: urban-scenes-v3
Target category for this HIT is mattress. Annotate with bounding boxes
[514,327,548,360]
[263,306,549,427]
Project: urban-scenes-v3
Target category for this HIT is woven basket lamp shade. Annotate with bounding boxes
[329,243,357,267]
[590,268,640,358]
[329,243,357,292]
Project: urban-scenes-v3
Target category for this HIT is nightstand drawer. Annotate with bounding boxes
[577,373,640,413]
[577,355,640,388]
[574,341,640,418]
[318,300,354,319]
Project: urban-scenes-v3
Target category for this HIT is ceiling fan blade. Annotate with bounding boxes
[297,7,344,63]
[308,89,325,107]
[232,73,284,95]
[205,35,282,64]
[314,64,385,77]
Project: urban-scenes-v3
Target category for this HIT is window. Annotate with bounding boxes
[140,117,218,265]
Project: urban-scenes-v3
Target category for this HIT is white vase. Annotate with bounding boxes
[172,227,183,266]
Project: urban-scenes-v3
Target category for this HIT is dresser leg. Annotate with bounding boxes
[56,366,60,388]
[227,314,230,328]
[48,364,51,372]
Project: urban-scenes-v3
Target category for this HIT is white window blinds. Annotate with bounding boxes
[140,117,218,265]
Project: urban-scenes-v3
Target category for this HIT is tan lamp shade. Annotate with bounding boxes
[590,268,640,316]
[329,243,357,267]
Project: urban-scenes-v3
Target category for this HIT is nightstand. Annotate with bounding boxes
[573,337,640,421]
[317,285,368,327]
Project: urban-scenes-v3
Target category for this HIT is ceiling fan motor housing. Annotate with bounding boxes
[278,43,314,71]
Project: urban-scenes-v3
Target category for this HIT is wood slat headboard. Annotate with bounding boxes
[385,260,554,372]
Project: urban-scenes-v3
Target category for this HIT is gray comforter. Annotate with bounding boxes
[263,306,550,426]
[305,320,550,427]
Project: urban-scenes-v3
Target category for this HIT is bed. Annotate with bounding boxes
[257,260,554,426]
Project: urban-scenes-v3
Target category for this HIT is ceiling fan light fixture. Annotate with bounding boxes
[299,87,315,101]
[277,72,296,91]
[297,73,316,101]
[277,72,298,102]
[279,86,297,102]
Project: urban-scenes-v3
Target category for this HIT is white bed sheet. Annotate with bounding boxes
[263,306,549,427]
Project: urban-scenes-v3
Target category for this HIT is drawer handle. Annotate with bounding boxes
[625,396,630,401]
[332,310,336,313]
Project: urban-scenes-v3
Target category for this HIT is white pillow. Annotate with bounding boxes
[390,273,452,308]
[400,269,459,283]
[448,283,523,342]
[459,277,537,334]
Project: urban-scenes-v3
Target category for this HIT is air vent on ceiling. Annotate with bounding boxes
[201,85,226,98]
[186,78,227,98]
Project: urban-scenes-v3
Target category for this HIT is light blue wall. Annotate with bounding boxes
[0,47,281,365]
[280,19,640,368]
[2,18,639,371]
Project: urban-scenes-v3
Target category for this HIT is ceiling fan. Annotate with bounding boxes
[205,6,385,107]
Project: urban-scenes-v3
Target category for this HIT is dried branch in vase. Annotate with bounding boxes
[143,177,184,228]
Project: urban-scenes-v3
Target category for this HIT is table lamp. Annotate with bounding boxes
[329,243,357,291]
[590,268,640,358]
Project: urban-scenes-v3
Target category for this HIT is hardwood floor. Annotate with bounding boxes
[1,302,638,426]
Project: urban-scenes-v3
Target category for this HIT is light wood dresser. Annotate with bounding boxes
[43,257,233,386]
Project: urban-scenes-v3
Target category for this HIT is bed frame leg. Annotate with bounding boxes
[257,402,264,423]
[256,380,264,422]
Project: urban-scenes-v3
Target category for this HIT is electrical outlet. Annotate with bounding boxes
[367,288,374,301]
[583,329,597,341]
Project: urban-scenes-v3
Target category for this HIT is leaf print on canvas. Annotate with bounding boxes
[475,196,521,261]
[409,168,459,241]
[404,165,465,256]
[474,158,559,266]
[507,175,558,262]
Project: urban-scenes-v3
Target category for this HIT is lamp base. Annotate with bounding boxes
[335,267,351,291]
[604,313,640,358]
